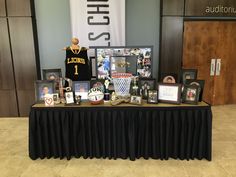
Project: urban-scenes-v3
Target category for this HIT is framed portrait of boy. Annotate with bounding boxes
[138,78,156,99]
[35,80,55,102]
[182,85,201,105]
[157,83,182,104]
[72,81,90,100]
[185,79,205,102]
[181,69,198,84]
[147,90,158,104]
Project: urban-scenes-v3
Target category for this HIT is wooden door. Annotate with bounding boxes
[183,21,236,105]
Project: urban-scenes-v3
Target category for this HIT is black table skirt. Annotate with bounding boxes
[29,105,212,161]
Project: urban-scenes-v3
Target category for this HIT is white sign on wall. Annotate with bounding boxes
[69,0,126,48]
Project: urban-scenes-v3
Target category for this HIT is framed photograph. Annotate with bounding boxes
[130,95,142,105]
[147,90,158,104]
[42,68,62,81]
[65,92,74,104]
[181,69,198,84]
[95,46,153,79]
[185,79,205,102]
[72,81,90,100]
[35,80,55,102]
[157,83,182,104]
[52,93,60,104]
[139,78,156,99]
[160,73,178,84]
[182,85,201,104]
[42,69,62,90]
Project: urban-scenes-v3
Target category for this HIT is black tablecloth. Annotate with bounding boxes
[29,103,212,161]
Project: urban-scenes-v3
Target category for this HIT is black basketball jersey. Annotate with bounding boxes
[65,47,91,81]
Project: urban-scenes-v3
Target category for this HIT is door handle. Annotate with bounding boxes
[216,59,221,76]
[210,59,216,76]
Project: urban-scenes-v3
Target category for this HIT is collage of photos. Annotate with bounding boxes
[96,47,152,79]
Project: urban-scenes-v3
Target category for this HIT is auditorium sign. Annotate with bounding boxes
[185,0,236,16]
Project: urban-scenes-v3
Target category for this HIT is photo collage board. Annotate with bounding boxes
[95,47,153,79]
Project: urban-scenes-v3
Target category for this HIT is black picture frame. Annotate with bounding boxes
[185,79,205,102]
[95,46,153,79]
[157,83,182,104]
[181,69,198,84]
[35,80,55,102]
[42,68,62,90]
[42,68,62,80]
[138,78,156,99]
[147,90,158,104]
[182,85,201,105]
[72,81,90,100]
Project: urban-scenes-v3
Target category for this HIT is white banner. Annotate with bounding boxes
[69,0,126,48]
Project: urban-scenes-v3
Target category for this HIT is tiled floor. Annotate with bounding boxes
[0,105,236,177]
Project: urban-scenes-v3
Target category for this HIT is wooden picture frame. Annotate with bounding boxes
[182,84,201,105]
[185,79,205,102]
[157,83,182,104]
[35,80,55,102]
[72,81,90,100]
[181,69,198,84]
[130,95,142,105]
[147,90,158,104]
[138,78,156,99]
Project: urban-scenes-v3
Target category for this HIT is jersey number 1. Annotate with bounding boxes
[74,65,78,75]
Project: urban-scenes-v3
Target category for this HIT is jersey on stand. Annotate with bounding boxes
[65,47,91,81]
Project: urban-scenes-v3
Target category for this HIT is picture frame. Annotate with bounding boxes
[160,73,178,84]
[185,79,205,102]
[95,46,153,79]
[138,78,156,99]
[35,80,55,102]
[157,83,182,104]
[181,69,198,84]
[72,81,90,100]
[42,68,62,90]
[42,68,62,81]
[130,95,142,105]
[44,94,54,107]
[52,93,60,104]
[147,90,158,104]
[182,85,201,104]
[65,91,74,104]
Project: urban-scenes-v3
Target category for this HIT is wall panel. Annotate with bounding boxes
[0,19,15,90]
[160,17,183,79]
[162,0,184,16]
[7,0,31,16]
[0,90,18,117]
[8,17,37,90]
[17,90,35,116]
[0,0,6,16]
